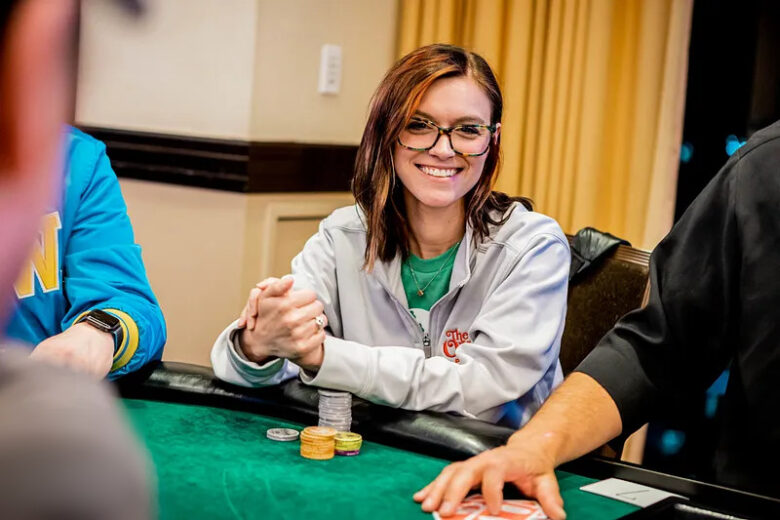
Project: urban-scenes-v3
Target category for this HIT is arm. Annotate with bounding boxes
[211,213,343,388]
[575,152,742,433]
[416,372,619,519]
[297,231,570,420]
[507,372,622,467]
[211,277,323,387]
[55,140,165,378]
[210,318,301,388]
[417,147,747,519]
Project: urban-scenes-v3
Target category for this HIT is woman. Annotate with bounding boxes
[211,44,569,427]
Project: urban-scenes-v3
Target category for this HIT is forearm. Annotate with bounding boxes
[305,337,536,419]
[507,372,622,466]
[211,320,297,387]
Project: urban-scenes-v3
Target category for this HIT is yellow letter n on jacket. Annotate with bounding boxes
[14,212,62,299]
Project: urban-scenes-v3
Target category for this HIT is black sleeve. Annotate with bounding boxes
[575,153,743,435]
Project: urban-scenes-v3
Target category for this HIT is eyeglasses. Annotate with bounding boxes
[397,117,499,157]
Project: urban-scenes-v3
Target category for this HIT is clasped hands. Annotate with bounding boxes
[236,275,327,372]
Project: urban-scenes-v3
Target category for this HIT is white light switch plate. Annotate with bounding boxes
[318,44,342,95]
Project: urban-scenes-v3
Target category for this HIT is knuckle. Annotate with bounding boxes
[281,315,295,329]
[440,463,459,476]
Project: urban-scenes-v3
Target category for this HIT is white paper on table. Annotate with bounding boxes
[580,478,686,508]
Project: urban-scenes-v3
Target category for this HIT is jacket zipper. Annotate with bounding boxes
[376,266,471,358]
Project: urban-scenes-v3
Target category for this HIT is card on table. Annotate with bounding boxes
[432,494,549,520]
[579,478,684,508]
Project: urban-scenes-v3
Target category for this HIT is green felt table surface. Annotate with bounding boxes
[123,399,640,520]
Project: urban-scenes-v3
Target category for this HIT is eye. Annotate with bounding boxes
[405,119,434,133]
[454,125,485,139]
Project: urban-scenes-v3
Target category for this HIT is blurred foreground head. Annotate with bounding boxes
[0,0,77,330]
[0,3,153,519]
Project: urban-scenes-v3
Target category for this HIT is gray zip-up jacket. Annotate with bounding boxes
[211,203,569,426]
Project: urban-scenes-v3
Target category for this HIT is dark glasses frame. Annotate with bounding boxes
[397,116,500,157]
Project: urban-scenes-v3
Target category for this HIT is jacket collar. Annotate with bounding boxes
[372,222,475,305]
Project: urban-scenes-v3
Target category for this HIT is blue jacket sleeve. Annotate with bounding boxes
[60,138,166,378]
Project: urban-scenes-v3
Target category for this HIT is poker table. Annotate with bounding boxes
[116,362,780,520]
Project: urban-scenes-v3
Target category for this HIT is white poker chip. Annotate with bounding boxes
[266,428,300,441]
[318,389,352,432]
[317,389,348,398]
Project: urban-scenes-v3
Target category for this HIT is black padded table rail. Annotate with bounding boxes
[116,362,780,519]
[115,361,516,461]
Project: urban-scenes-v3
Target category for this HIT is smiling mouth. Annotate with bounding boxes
[416,164,462,178]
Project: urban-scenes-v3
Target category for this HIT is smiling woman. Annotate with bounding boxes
[210,44,570,429]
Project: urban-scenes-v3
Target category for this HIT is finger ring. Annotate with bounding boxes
[314,316,325,330]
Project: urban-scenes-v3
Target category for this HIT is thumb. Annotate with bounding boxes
[256,277,279,290]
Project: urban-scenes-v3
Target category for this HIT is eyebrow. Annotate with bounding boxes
[414,111,488,126]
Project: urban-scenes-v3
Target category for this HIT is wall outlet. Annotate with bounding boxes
[318,44,342,95]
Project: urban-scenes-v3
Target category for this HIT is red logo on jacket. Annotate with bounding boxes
[443,329,470,363]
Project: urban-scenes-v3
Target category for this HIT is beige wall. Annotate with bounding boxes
[119,180,248,366]
[77,0,258,138]
[250,0,398,144]
[77,0,399,144]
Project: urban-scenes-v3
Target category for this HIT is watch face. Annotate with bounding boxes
[84,310,121,332]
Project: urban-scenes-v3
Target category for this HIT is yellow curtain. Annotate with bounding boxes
[398,0,693,249]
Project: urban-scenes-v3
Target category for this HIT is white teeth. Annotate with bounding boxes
[419,165,458,177]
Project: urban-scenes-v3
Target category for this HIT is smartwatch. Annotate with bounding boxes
[77,310,124,353]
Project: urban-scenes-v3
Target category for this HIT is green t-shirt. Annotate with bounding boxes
[401,242,460,334]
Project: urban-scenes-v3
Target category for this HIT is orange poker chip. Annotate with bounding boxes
[302,426,336,438]
[300,425,336,460]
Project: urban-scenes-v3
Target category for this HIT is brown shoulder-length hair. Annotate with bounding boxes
[352,44,532,270]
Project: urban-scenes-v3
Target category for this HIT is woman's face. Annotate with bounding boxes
[393,75,497,213]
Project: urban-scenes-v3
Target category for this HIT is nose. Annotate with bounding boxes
[428,132,456,159]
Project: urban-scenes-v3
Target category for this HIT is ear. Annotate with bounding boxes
[492,123,501,144]
[0,0,76,326]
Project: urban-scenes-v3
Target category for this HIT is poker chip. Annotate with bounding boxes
[300,426,336,460]
[334,449,361,456]
[334,431,362,456]
[317,389,352,432]
[266,428,300,442]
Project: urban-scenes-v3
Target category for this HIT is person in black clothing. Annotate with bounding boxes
[415,120,780,519]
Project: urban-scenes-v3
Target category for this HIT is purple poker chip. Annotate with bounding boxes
[335,449,361,457]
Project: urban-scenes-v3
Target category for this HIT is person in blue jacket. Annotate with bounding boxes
[4,126,166,379]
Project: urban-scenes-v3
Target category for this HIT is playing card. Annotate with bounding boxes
[432,494,549,520]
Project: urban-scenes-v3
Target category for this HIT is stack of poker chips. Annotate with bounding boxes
[317,389,352,432]
[299,426,336,460]
[334,432,362,456]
